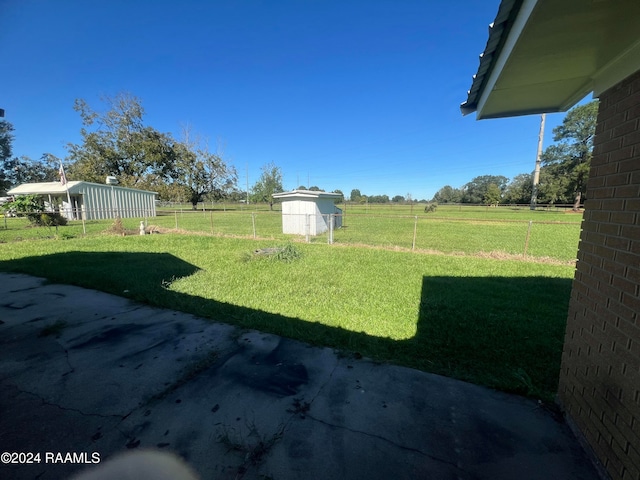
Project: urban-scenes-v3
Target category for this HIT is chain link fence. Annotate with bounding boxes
[1,206,582,262]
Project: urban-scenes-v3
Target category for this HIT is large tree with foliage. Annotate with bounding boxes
[0,120,60,193]
[538,100,598,209]
[432,185,462,203]
[172,127,237,209]
[350,189,362,203]
[251,162,283,210]
[483,183,502,206]
[462,175,508,204]
[503,173,533,205]
[0,120,13,164]
[1,154,60,189]
[0,120,15,194]
[67,93,178,187]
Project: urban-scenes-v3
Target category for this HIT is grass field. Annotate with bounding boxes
[1,203,583,262]
[0,210,579,401]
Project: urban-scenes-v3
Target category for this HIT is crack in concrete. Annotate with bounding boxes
[309,361,340,406]
[278,361,471,475]
[15,387,125,421]
[8,285,46,294]
[283,360,340,425]
[304,413,469,474]
[61,348,76,377]
[1,301,36,310]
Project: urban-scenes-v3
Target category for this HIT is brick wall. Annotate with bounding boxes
[558,69,640,480]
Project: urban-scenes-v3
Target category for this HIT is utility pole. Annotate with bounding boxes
[530,113,546,210]
[246,165,249,205]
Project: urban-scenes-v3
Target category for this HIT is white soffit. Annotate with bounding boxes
[463,0,640,119]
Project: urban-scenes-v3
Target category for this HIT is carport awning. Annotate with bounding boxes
[8,182,83,195]
[461,0,640,119]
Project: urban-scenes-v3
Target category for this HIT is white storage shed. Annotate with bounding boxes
[272,190,343,236]
[8,181,157,220]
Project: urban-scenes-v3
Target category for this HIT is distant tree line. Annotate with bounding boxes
[1,96,597,211]
[347,190,424,204]
[431,101,598,208]
[1,93,281,209]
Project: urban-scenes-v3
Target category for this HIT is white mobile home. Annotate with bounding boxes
[8,181,157,220]
[272,190,343,236]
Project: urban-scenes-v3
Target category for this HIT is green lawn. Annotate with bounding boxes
[0,231,576,401]
[1,203,582,261]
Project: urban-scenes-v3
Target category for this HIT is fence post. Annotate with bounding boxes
[174,211,178,229]
[210,211,214,234]
[524,220,533,256]
[412,216,418,251]
[82,218,86,236]
[329,214,334,244]
[343,201,347,227]
[252,213,256,239]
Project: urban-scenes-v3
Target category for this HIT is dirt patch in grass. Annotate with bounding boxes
[332,242,576,266]
[141,228,575,266]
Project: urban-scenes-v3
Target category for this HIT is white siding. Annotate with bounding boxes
[75,184,156,220]
[280,197,341,236]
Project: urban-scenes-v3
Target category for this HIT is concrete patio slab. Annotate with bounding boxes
[0,273,601,479]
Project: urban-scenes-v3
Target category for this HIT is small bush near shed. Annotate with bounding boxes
[424,202,438,213]
[1,195,67,227]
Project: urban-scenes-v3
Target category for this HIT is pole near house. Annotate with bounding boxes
[59,161,73,219]
[530,114,546,210]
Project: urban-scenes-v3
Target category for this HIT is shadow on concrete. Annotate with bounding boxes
[0,251,572,399]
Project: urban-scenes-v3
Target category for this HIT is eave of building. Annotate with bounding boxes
[272,189,343,200]
[7,181,157,196]
[461,0,640,119]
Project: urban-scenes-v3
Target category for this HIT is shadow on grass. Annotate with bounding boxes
[0,251,572,400]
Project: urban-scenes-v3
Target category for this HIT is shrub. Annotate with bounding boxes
[246,243,302,263]
[272,243,302,262]
[36,212,68,227]
[424,202,438,213]
[2,195,67,226]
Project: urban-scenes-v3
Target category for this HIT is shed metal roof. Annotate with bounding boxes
[461,0,640,119]
[8,181,157,196]
[8,182,84,195]
[272,189,343,200]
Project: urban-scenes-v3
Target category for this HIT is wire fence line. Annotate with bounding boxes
[162,209,580,261]
[1,208,582,262]
[166,209,581,261]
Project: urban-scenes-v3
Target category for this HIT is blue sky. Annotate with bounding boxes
[2,0,591,200]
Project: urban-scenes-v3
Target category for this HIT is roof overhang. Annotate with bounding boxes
[272,189,343,200]
[7,181,157,196]
[461,0,640,119]
[8,182,84,195]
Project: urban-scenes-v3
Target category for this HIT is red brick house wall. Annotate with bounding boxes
[558,69,640,480]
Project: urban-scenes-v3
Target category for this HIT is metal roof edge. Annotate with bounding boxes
[460,0,526,116]
[8,181,157,196]
[272,189,343,199]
